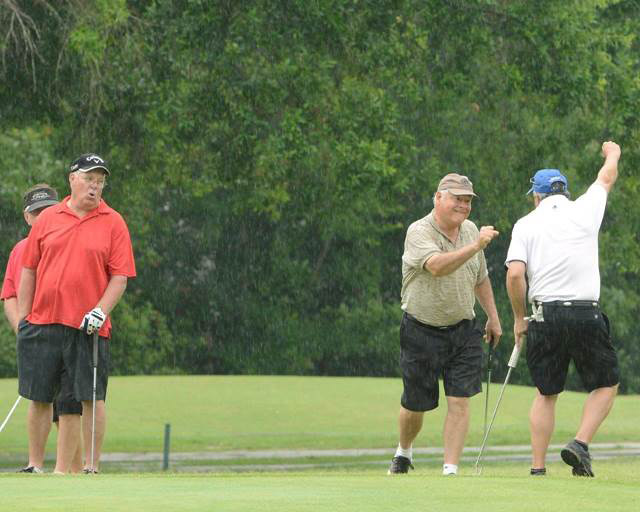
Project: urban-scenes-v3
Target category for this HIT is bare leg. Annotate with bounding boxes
[27,401,53,469]
[575,385,618,443]
[443,396,469,465]
[53,418,83,473]
[398,406,424,449]
[82,400,106,471]
[53,414,81,473]
[530,392,558,469]
[71,433,84,473]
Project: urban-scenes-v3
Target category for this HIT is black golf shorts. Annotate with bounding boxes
[526,304,619,395]
[52,388,83,422]
[399,313,483,412]
[17,321,109,404]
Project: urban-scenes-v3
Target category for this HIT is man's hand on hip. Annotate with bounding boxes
[80,307,106,335]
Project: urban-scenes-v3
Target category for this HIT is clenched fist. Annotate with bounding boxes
[476,225,499,250]
[602,141,620,160]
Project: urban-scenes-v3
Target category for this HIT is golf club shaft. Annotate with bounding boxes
[90,331,98,472]
[0,396,22,433]
[475,343,522,472]
[483,343,494,438]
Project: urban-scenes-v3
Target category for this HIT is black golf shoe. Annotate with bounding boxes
[530,468,546,476]
[17,466,43,474]
[561,440,594,477]
[387,455,414,474]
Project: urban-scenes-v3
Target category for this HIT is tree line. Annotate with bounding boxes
[1,1,639,392]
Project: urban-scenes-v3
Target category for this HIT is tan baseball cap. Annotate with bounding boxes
[437,173,476,196]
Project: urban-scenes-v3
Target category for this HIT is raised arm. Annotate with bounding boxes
[595,141,621,193]
[426,226,499,276]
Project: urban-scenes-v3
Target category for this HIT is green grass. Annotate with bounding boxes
[1,375,638,455]
[1,459,639,512]
[1,375,638,511]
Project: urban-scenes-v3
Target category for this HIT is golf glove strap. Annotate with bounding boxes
[80,307,106,335]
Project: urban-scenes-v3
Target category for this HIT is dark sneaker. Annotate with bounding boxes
[530,468,546,476]
[561,440,594,477]
[83,468,99,474]
[387,456,414,474]
[17,466,43,474]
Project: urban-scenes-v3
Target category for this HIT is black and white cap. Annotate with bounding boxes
[24,186,59,213]
[69,153,110,176]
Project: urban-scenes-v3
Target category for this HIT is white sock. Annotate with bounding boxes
[395,444,412,460]
[443,463,458,475]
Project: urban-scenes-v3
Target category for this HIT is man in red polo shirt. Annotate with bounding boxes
[17,154,136,474]
[2,184,83,473]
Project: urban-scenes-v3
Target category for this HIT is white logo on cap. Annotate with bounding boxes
[31,191,49,201]
[86,155,104,164]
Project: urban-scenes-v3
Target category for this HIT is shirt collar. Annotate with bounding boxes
[537,194,569,211]
[426,211,460,243]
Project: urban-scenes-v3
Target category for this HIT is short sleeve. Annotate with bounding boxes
[0,245,19,300]
[573,183,607,232]
[107,215,136,277]
[402,224,441,271]
[505,220,528,267]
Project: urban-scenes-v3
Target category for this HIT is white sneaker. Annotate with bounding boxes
[442,464,458,475]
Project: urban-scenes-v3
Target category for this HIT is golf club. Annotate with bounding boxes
[90,330,98,473]
[0,395,22,433]
[475,342,523,475]
[483,341,494,439]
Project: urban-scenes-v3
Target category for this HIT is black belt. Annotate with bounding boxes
[535,300,599,308]
[405,313,469,331]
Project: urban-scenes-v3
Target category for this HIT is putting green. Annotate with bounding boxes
[1,459,638,512]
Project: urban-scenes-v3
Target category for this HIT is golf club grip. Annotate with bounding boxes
[507,344,522,368]
[92,331,99,368]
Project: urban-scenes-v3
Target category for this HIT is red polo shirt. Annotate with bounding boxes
[1,238,27,300]
[22,197,136,338]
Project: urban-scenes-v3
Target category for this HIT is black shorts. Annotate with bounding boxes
[17,321,109,404]
[399,313,483,412]
[526,304,619,395]
[52,388,83,422]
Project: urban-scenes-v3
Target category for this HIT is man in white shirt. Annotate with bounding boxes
[505,141,621,477]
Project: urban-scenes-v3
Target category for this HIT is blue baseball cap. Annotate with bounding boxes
[527,169,568,195]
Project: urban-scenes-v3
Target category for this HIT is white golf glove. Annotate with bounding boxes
[80,307,106,335]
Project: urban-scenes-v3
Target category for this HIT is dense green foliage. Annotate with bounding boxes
[1,1,639,391]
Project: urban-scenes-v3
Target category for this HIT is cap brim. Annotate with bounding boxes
[76,165,110,176]
[447,188,477,197]
[25,199,59,213]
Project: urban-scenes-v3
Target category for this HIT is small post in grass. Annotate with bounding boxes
[163,423,171,471]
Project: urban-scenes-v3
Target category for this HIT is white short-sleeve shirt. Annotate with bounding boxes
[505,183,608,303]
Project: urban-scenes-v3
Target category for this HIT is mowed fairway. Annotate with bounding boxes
[1,375,638,453]
[1,375,639,511]
[2,462,640,512]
